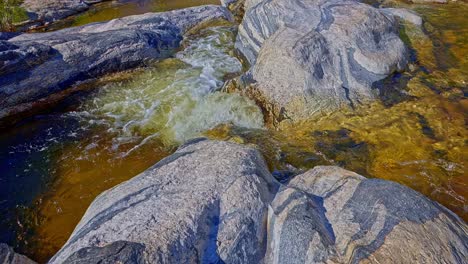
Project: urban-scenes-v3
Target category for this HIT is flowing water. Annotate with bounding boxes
[0,1,467,263]
[0,26,263,262]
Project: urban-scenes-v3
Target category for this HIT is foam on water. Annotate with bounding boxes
[74,26,263,147]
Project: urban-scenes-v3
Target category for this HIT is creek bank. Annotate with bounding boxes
[0,5,233,124]
[227,0,411,123]
[50,139,468,263]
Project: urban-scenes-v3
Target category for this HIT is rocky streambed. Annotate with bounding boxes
[0,0,467,263]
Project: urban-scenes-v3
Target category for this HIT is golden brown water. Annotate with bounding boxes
[1,2,467,263]
[21,135,173,263]
[40,0,220,31]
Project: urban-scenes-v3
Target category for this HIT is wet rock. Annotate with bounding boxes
[0,5,233,121]
[0,243,36,264]
[266,166,468,263]
[21,0,103,23]
[235,0,408,121]
[221,0,246,21]
[49,139,279,264]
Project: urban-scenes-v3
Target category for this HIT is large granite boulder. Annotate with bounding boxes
[266,166,468,263]
[0,243,36,264]
[0,5,233,121]
[49,139,279,264]
[234,0,408,121]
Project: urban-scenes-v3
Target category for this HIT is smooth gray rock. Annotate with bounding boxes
[49,139,279,264]
[0,5,233,120]
[235,0,408,120]
[266,166,468,263]
[0,243,36,264]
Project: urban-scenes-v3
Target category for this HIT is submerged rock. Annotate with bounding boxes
[266,166,468,263]
[235,0,408,121]
[49,139,279,264]
[0,243,36,264]
[0,5,233,121]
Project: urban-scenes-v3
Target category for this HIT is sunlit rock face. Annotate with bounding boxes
[0,5,233,120]
[49,139,279,264]
[266,166,468,264]
[235,0,408,121]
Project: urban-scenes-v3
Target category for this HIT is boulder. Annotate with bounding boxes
[0,5,233,121]
[0,243,36,264]
[266,166,468,263]
[49,139,279,264]
[235,0,408,121]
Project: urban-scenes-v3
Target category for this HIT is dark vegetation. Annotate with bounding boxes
[0,0,27,31]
